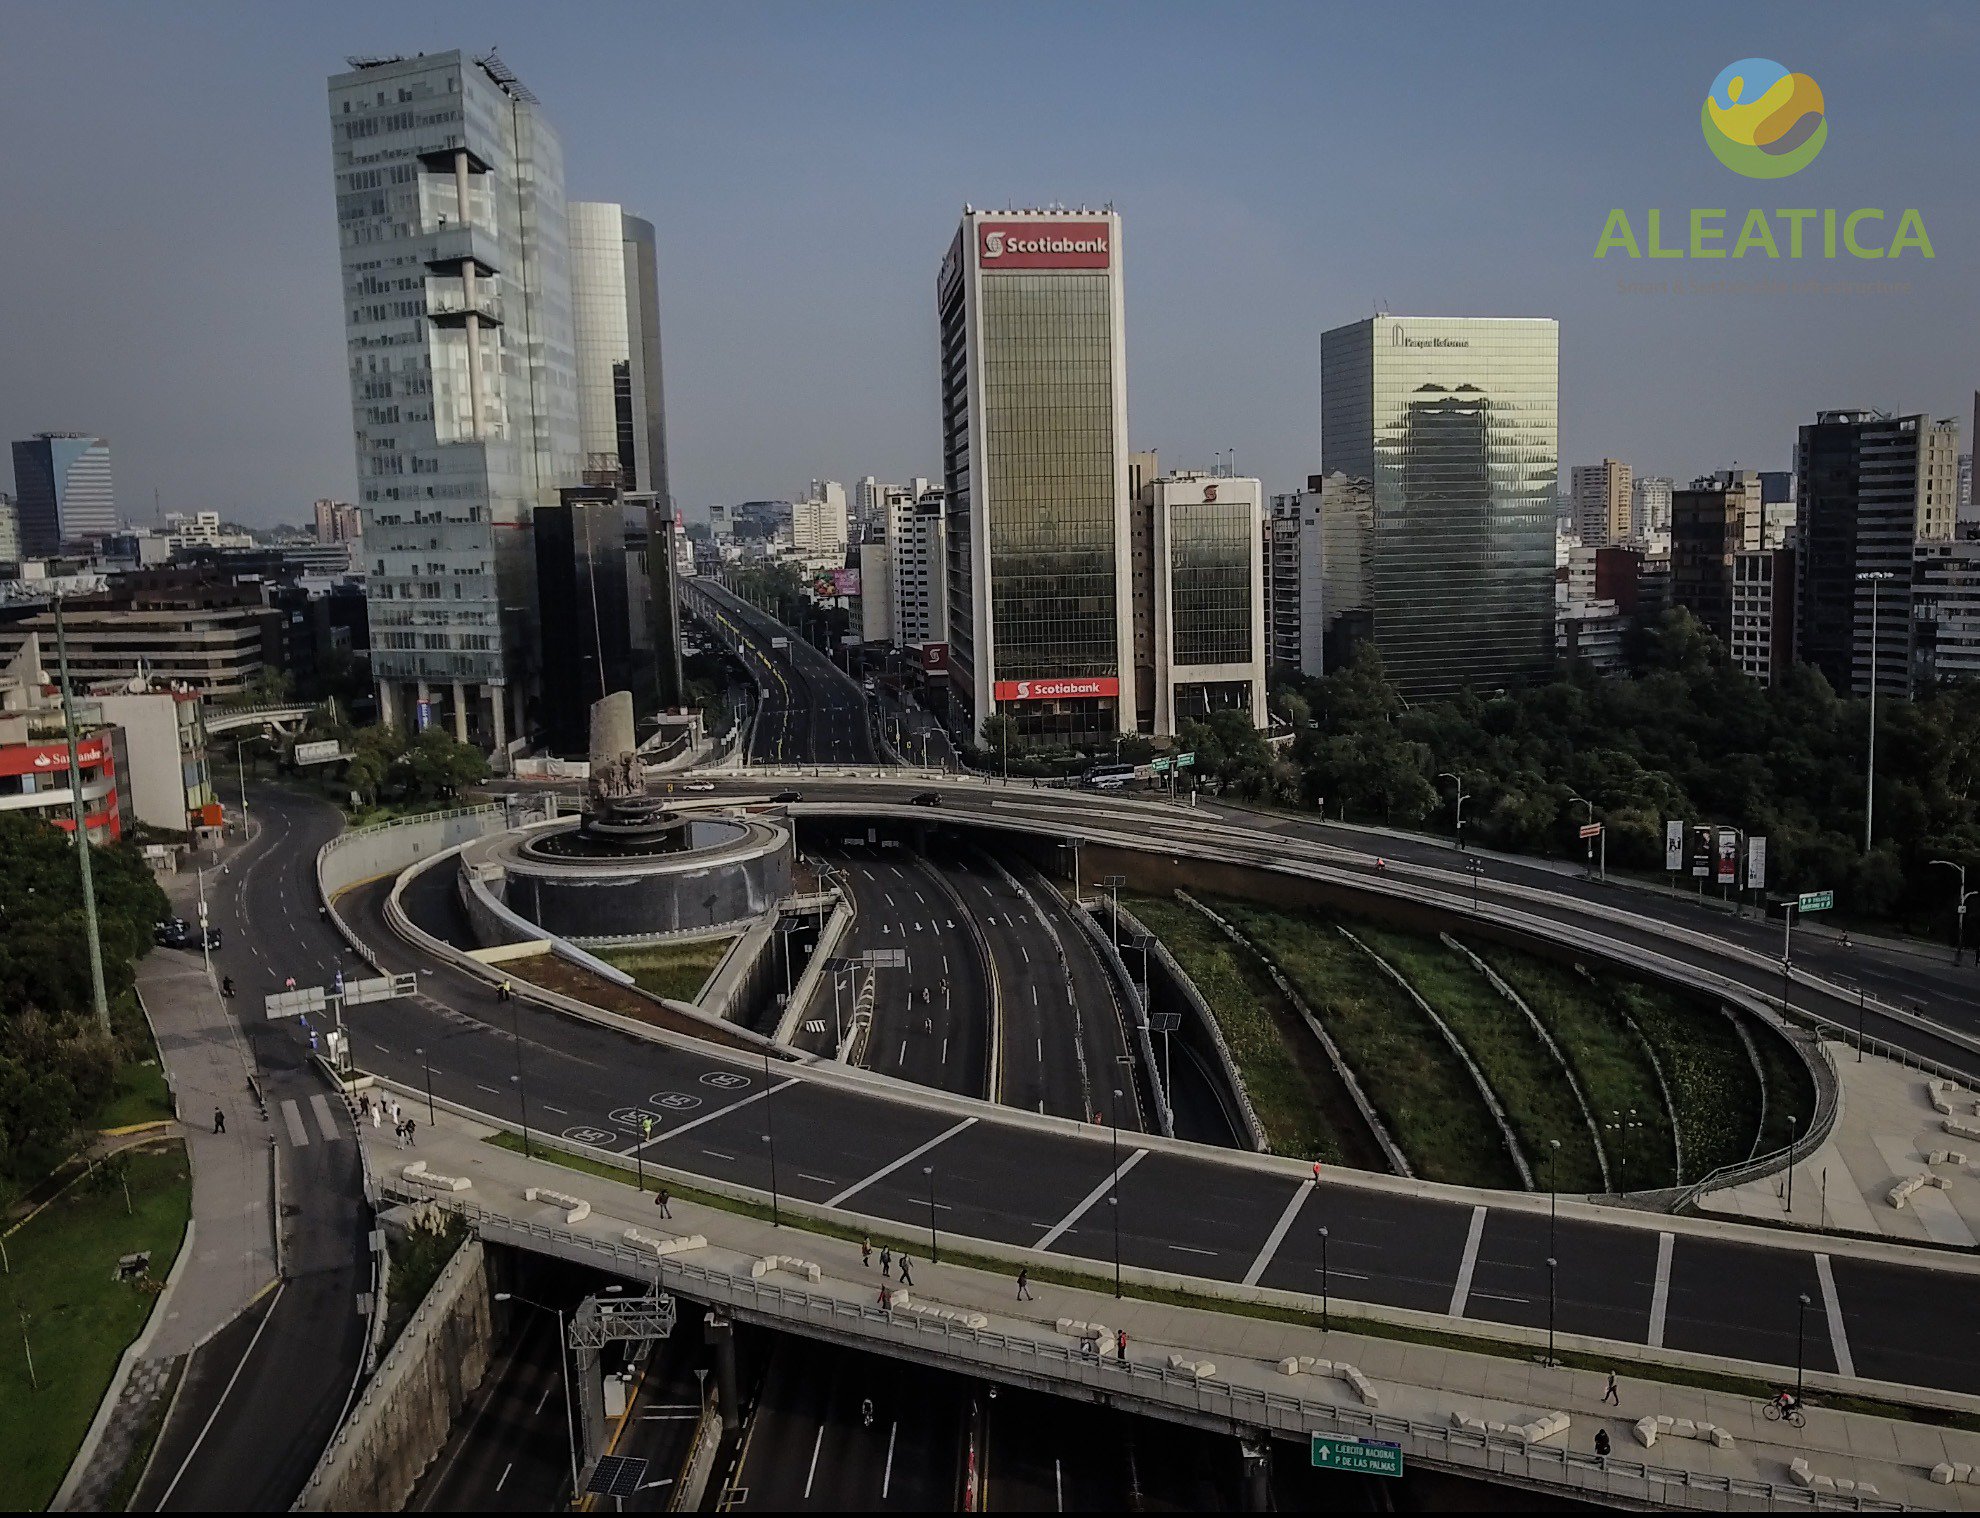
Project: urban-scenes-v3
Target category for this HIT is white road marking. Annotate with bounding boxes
[1471,1291,1528,1305]
[633,1079,798,1149]
[1242,1181,1312,1287]
[1448,1205,1487,1318]
[496,1462,512,1492]
[1648,1232,1674,1349]
[803,1424,824,1499]
[1036,1149,1147,1250]
[542,1104,569,1115]
[941,1038,948,1064]
[897,1040,907,1066]
[1815,1253,1855,1377]
[883,1420,898,1499]
[825,1118,977,1208]
[308,1093,342,1142]
[1168,1244,1217,1257]
[280,1099,309,1147]
[1020,945,1030,964]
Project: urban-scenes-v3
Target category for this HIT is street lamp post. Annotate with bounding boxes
[923,1164,939,1263]
[1545,1255,1558,1368]
[417,1046,435,1123]
[1318,1226,1330,1333]
[507,996,532,1159]
[1547,1138,1561,1257]
[1930,859,1974,967]
[1605,1109,1642,1194]
[495,1293,580,1498]
[763,1047,781,1227]
[1795,1291,1812,1400]
[1857,570,1896,854]
[1568,793,1603,880]
[1785,1113,1799,1215]
[1109,1087,1124,1299]
[1437,771,1470,850]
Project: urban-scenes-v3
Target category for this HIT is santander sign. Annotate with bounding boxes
[978,221,1111,270]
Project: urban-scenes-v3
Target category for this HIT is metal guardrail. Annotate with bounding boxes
[382,1184,1904,1513]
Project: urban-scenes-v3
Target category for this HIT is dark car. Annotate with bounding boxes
[910,792,941,807]
[153,918,220,951]
[770,789,802,803]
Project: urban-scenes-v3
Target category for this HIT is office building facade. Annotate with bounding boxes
[938,208,1131,746]
[1572,459,1632,548]
[1730,548,1796,686]
[1631,475,1674,539]
[889,487,948,651]
[1796,410,1958,697]
[328,50,580,747]
[1670,477,1745,640]
[1320,316,1557,698]
[533,488,634,752]
[11,434,116,556]
[1132,474,1265,735]
[569,203,670,502]
[1913,540,1980,684]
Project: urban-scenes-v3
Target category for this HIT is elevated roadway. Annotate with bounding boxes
[687,578,878,767]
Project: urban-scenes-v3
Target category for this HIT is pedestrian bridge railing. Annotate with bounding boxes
[382,1183,1902,1514]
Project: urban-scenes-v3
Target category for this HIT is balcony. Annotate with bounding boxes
[421,221,501,278]
[427,300,503,329]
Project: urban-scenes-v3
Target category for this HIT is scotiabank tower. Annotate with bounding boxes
[937,208,1132,750]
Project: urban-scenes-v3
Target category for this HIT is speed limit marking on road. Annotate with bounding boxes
[649,1092,703,1111]
[563,1125,617,1147]
[699,1071,751,1091]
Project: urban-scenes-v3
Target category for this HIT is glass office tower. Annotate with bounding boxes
[327,50,580,747]
[10,433,116,556]
[937,209,1132,747]
[1320,317,1558,698]
[569,203,670,502]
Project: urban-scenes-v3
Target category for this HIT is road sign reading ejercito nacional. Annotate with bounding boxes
[1798,890,1834,913]
[1310,1434,1403,1477]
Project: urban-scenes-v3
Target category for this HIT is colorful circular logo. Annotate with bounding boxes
[1701,58,1827,179]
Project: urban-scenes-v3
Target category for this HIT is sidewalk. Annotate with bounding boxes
[368,1100,1980,1510]
[1703,1041,1980,1246]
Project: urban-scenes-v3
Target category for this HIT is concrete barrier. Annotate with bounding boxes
[1055,1317,1109,1345]
[1634,1414,1736,1451]
[1945,1116,1980,1141]
[524,1186,591,1224]
[1790,1456,1879,1498]
[1167,1354,1216,1379]
[888,1292,989,1331]
[401,1161,471,1193]
[1930,1459,1980,1485]
[750,1253,823,1283]
[294,1239,493,1511]
[1456,1408,1569,1446]
[623,1227,707,1257]
[1927,1079,1976,1116]
[1889,1172,1950,1209]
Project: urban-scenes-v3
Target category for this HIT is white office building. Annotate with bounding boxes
[889,486,948,650]
[1133,473,1266,735]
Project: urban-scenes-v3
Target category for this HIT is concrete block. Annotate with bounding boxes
[1709,1427,1734,1450]
[1673,1418,1697,1437]
[1055,1317,1108,1343]
[1486,1420,1508,1435]
[1340,1364,1379,1407]
[1925,1148,1970,1167]
[623,1227,706,1257]
[1810,1474,1836,1495]
[1655,1414,1674,1429]
[750,1254,822,1284]
[1931,1463,1955,1485]
[1944,1116,1980,1141]
[1858,1484,1878,1497]
[399,1161,470,1193]
[1634,1417,1658,1449]
[1790,1457,1813,1487]
[888,1293,989,1331]
[524,1187,590,1224]
[1166,1354,1214,1378]
[1956,1461,1975,1482]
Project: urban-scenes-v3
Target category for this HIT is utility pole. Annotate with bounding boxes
[54,596,111,1039]
[1857,570,1895,854]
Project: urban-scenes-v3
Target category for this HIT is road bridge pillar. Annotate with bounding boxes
[1239,1437,1272,1511]
[706,1311,740,1426]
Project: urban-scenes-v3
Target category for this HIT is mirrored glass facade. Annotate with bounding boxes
[1321,317,1558,697]
[1169,497,1253,666]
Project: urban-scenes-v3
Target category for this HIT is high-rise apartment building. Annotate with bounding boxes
[937,208,1131,745]
[1129,473,1266,735]
[1796,410,1959,697]
[1913,540,1980,684]
[569,203,670,502]
[313,498,364,544]
[1319,316,1558,698]
[0,498,20,567]
[791,480,849,567]
[1571,459,1632,548]
[1730,548,1795,685]
[1265,491,1319,677]
[1669,476,1746,640]
[328,50,580,747]
[888,487,948,650]
[11,434,116,556]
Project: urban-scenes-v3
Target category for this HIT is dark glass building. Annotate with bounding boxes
[534,488,635,754]
[1320,317,1557,699]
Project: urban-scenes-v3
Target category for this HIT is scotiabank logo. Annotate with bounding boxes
[993,676,1120,702]
[978,222,1111,270]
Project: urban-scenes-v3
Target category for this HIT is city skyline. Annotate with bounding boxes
[2,2,1978,527]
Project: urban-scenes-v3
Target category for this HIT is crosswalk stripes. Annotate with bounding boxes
[309,1093,343,1142]
[280,1098,310,1147]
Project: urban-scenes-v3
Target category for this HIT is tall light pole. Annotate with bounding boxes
[1794,1291,1812,1401]
[1567,793,1601,880]
[1547,1138,1560,1257]
[762,1044,781,1227]
[495,1293,580,1497]
[508,994,532,1159]
[1317,1226,1330,1332]
[923,1164,939,1263]
[1109,1087,1124,1299]
[1930,859,1974,967]
[1856,570,1896,854]
[52,596,110,1039]
[1437,771,1470,850]
[1545,1255,1558,1368]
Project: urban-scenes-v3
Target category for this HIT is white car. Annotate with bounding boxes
[680,779,716,792]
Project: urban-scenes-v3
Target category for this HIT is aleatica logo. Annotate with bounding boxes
[1701,58,1827,179]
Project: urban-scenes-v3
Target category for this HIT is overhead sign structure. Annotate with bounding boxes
[1310,1435,1403,1478]
[992,676,1120,702]
[265,986,327,1020]
[1798,889,1834,913]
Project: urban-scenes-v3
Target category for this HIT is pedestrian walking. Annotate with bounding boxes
[370,1103,381,1131]
[878,1283,893,1310]
[404,1119,416,1146]
[358,1094,370,1120]
[1116,1328,1129,1364]
[1594,1428,1611,1459]
[1603,1370,1620,1406]
[393,1121,405,1149]
[285,975,297,991]
[655,1189,672,1219]
[1016,1267,1033,1301]
[898,1255,914,1288]
[213,1107,226,1135]
[861,1237,872,1267]
[389,1098,402,1127]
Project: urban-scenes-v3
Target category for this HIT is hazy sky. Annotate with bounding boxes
[3,1,1976,526]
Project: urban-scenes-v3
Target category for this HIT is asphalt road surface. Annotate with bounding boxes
[690,578,879,768]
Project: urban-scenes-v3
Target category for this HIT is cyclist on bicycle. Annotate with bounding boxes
[1774,1388,1802,1419]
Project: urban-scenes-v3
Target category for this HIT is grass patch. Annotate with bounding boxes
[1618,980,1764,1183]
[1470,944,1676,1190]
[1214,901,1520,1190]
[0,1143,191,1512]
[595,938,735,1005]
[1125,896,1350,1164]
[482,1131,1976,1434]
[1354,926,1603,1193]
[380,1211,470,1353]
[96,1062,173,1133]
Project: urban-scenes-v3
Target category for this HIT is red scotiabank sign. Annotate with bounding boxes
[978,222,1111,270]
[993,676,1120,702]
[919,642,950,674]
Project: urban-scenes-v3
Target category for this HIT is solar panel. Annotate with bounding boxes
[586,1455,649,1497]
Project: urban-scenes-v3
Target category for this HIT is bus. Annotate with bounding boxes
[1081,762,1136,791]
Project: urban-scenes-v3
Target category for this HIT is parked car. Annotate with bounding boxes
[154,918,220,951]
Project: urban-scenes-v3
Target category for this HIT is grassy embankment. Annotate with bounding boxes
[595,938,736,1004]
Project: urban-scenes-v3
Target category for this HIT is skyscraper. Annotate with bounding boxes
[938,208,1131,746]
[11,433,116,556]
[1319,316,1558,698]
[1571,459,1632,548]
[569,203,670,502]
[1795,410,1959,697]
[1669,476,1745,640]
[328,50,580,747]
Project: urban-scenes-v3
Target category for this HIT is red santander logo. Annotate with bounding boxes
[978,222,1111,270]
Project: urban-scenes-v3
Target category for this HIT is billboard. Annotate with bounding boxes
[1665,819,1684,872]
[1746,835,1768,891]
[813,567,860,598]
[978,221,1112,270]
[919,642,950,675]
[1715,827,1738,887]
[992,676,1121,702]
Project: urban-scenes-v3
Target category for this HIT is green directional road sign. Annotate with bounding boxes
[1310,1435,1403,1478]
[1175,751,1196,768]
[1149,757,1172,773]
[1797,890,1834,913]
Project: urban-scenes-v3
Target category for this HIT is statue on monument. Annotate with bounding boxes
[586,691,640,809]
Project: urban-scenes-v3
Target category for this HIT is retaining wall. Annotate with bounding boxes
[294,1236,494,1512]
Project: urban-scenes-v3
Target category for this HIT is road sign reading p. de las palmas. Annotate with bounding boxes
[1310,1434,1403,1477]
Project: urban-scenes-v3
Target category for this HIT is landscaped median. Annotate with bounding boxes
[0,1141,192,1511]
[593,936,735,1004]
